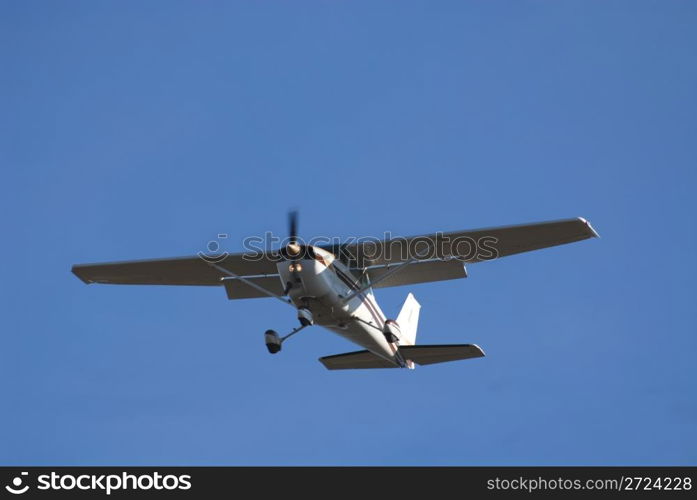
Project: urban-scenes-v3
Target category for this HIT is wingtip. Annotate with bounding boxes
[71,264,93,284]
[471,343,486,357]
[577,217,600,238]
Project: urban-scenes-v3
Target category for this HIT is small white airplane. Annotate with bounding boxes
[72,213,598,370]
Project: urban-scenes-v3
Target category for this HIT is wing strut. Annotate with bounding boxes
[340,258,418,303]
[341,258,463,303]
[209,263,292,306]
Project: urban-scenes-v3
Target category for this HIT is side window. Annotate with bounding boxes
[359,270,371,287]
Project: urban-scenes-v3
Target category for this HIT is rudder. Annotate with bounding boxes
[396,293,420,345]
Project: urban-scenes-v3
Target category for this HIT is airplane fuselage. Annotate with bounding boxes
[276,250,405,366]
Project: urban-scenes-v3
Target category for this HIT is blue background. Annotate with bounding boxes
[1,1,695,465]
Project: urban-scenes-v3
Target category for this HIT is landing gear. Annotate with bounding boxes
[265,330,282,354]
[263,319,310,354]
[297,307,314,327]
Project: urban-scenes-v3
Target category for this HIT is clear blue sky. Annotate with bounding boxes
[1,1,695,465]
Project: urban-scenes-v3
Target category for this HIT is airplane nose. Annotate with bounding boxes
[287,243,302,257]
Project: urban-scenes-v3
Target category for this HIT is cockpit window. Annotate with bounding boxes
[358,270,371,287]
[313,246,335,267]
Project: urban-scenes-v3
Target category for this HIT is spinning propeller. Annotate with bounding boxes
[283,210,304,294]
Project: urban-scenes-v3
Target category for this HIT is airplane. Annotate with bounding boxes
[72,213,598,370]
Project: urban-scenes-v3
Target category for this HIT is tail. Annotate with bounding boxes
[396,293,421,345]
[319,292,487,370]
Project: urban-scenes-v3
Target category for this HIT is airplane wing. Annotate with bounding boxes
[73,217,598,294]
[334,217,598,270]
[72,252,281,291]
[319,350,398,369]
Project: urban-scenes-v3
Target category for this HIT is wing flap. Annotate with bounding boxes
[363,259,466,289]
[223,276,284,299]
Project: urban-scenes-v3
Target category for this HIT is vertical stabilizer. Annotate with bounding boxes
[396,293,420,345]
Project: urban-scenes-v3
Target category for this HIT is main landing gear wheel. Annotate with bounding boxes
[297,307,314,327]
[264,330,282,354]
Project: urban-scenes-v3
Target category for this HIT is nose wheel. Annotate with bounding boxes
[264,330,282,354]
[264,322,310,354]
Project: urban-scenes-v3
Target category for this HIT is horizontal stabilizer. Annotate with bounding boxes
[319,350,397,370]
[319,344,485,370]
[399,344,485,365]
